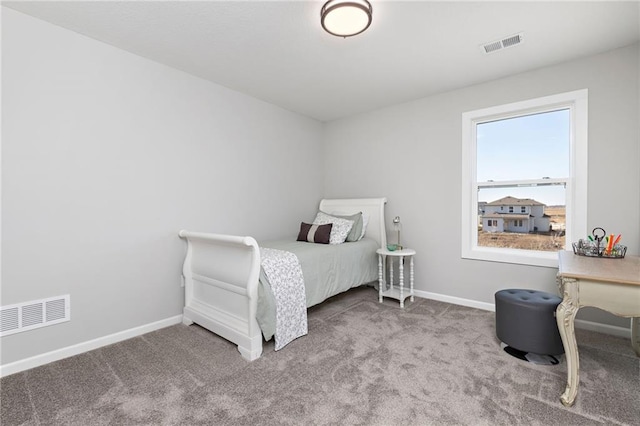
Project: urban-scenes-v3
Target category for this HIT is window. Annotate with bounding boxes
[462,90,588,267]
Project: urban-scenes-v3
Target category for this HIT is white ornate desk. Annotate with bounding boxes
[556,251,640,407]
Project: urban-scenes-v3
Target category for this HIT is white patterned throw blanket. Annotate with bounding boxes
[260,248,308,350]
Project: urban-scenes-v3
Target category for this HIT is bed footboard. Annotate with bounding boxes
[178,230,262,361]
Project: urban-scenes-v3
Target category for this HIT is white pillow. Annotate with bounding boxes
[359,212,370,240]
[313,212,354,244]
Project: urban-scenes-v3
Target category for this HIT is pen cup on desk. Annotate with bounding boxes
[572,239,627,258]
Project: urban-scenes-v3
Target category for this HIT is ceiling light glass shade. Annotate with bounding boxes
[321,0,373,38]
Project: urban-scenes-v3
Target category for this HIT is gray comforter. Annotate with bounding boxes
[256,238,379,340]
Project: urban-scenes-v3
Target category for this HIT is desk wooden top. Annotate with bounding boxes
[558,251,640,286]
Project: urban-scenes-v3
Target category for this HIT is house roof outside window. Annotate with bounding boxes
[486,196,546,206]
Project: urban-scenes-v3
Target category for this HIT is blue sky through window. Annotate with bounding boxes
[476,109,570,206]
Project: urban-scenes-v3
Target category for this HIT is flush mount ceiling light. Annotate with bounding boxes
[321,0,373,38]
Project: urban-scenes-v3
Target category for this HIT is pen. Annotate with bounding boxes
[605,234,615,255]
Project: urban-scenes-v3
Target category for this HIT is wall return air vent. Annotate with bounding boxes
[481,32,524,54]
[0,295,70,337]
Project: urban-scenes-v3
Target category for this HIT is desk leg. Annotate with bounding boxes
[632,317,640,357]
[557,277,580,407]
[378,254,383,303]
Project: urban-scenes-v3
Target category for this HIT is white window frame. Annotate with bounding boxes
[461,89,588,268]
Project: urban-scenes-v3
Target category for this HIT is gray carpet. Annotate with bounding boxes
[2,286,639,425]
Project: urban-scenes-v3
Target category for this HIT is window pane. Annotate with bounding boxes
[478,186,565,252]
[477,109,570,182]
[463,89,587,266]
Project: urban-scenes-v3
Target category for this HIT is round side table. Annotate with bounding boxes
[376,248,416,308]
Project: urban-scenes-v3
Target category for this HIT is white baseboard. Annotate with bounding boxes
[413,289,632,339]
[414,289,496,312]
[0,315,183,377]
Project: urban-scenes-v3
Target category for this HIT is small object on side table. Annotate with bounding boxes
[376,247,416,308]
[392,216,402,250]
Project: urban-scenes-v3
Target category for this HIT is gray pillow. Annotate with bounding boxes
[323,211,363,242]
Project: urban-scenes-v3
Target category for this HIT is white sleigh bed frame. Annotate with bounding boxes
[179,198,387,361]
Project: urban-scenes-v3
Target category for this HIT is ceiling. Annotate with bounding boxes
[4,1,639,122]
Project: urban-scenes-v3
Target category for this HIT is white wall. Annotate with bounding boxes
[1,8,324,365]
[324,43,639,328]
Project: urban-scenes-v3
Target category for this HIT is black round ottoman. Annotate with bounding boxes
[495,289,564,355]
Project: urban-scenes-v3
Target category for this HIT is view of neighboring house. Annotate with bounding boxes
[481,196,551,233]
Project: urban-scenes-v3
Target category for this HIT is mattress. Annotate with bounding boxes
[256,238,379,340]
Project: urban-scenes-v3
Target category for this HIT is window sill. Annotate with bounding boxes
[462,246,559,268]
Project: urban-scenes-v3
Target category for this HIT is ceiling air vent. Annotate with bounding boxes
[481,32,524,54]
[0,295,70,337]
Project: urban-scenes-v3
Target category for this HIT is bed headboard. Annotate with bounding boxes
[319,198,388,249]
